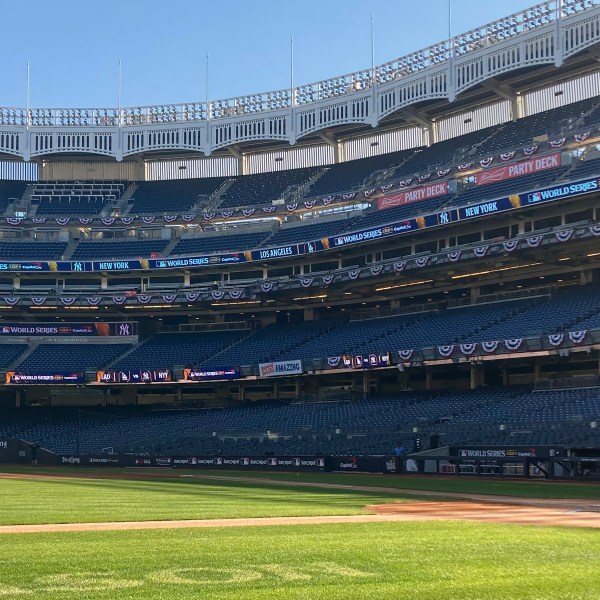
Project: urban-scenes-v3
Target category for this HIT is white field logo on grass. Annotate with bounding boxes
[0,563,374,594]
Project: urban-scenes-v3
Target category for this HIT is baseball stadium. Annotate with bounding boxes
[1,1,600,597]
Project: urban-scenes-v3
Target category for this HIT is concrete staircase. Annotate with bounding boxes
[6,342,41,371]
[4,184,35,216]
[199,178,236,212]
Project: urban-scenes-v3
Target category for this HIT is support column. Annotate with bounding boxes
[362,371,370,397]
[303,308,314,321]
[425,367,433,391]
[534,363,542,383]
[470,364,484,389]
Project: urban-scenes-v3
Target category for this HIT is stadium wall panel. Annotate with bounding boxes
[40,161,142,181]
[0,160,37,181]
[438,101,511,142]
[246,144,334,174]
[343,126,424,161]
[524,71,600,116]
[145,155,238,180]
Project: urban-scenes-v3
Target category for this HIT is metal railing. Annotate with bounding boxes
[1,1,595,128]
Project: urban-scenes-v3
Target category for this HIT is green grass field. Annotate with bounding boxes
[0,468,598,599]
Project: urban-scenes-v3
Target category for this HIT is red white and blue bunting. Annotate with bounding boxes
[482,340,499,353]
[326,356,342,367]
[437,344,455,357]
[459,343,477,355]
[568,330,587,345]
[398,349,414,361]
[504,338,524,351]
[555,229,573,242]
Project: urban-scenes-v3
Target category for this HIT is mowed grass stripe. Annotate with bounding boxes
[0,522,598,599]
[0,475,421,526]
[3,466,599,499]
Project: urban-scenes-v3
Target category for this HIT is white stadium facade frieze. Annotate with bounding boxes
[1,0,600,162]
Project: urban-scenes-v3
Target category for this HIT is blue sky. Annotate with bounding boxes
[2,0,539,108]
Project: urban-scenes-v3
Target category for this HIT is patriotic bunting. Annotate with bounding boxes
[414,257,428,268]
[504,338,524,351]
[460,343,477,355]
[548,333,565,347]
[555,229,573,242]
[437,345,455,357]
[522,146,538,156]
[574,132,590,143]
[568,330,587,345]
[482,340,499,353]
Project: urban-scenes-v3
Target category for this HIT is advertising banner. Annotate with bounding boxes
[331,456,389,473]
[183,368,240,381]
[475,153,561,186]
[258,360,303,377]
[329,220,421,248]
[327,353,391,369]
[449,446,563,458]
[378,181,449,210]
[5,372,85,384]
[96,369,171,384]
[0,322,136,337]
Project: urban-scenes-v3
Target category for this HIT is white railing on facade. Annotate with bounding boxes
[1,0,596,129]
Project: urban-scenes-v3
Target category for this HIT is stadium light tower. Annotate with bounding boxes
[117,60,122,128]
[25,61,30,129]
